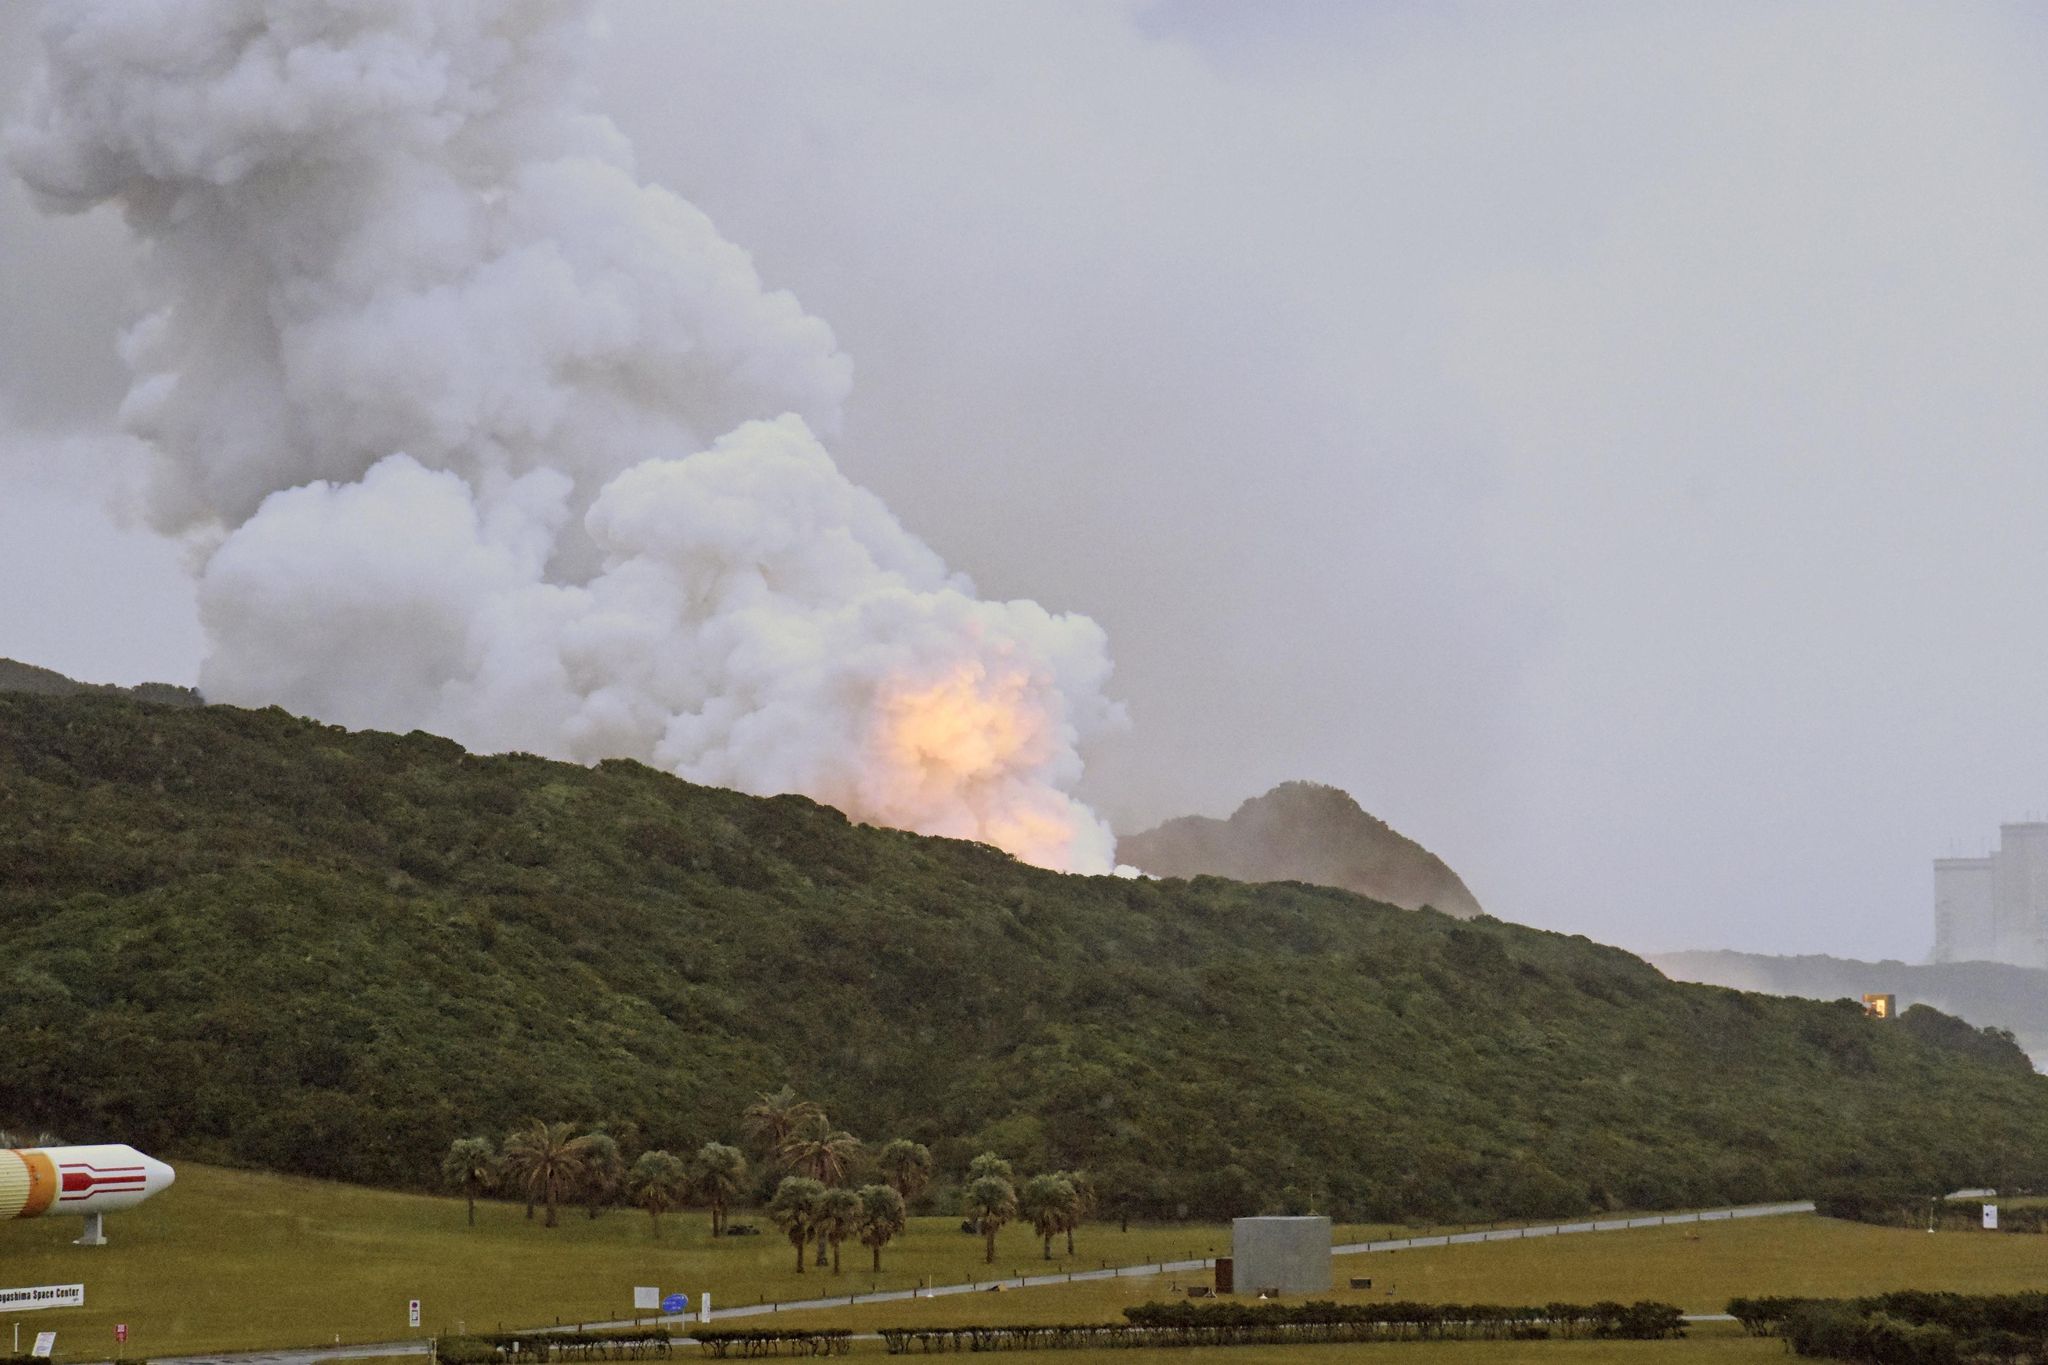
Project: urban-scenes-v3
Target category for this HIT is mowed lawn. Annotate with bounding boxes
[766,1214,2048,1331]
[925,1330,1786,1365]
[4,1164,2045,1362]
[0,1163,1244,1359]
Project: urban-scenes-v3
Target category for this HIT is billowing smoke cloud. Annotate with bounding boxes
[9,0,1121,873]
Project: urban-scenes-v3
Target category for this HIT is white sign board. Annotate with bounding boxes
[633,1286,659,1311]
[31,1333,55,1359]
[0,1285,84,1313]
[409,1299,422,1329]
[701,1293,712,1325]
[1984,1204,1999,1230]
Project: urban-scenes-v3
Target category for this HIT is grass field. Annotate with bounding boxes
[758,1213,2048,1334]
[905,1329,1784,1365]
[2,1165,2044,1362]
[0,1163,1249,1359]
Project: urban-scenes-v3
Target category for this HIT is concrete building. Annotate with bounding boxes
[1230,1216,1330,1295]
[1935,824,2048,968]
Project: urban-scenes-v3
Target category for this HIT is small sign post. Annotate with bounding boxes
[660,1294,688,1317]
[409,1300,422,1330]
[633,1286,659,1318]
[1984,1204,1999,1230]
[701,1293,712,1326]
[116,1324,129,1346]
[31,1332,55,1359]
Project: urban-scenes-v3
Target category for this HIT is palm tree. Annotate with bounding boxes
[1019,1173,1075,1260]
[875,1139,933,1204]
[856,1184,907,1273]
[693,1141,748,1237]
[1056,1169,1094,1255]
[963,1174,1017,1265]
[441,1137,499,1227]
[626,1150,689,1239]
[967,1151,1014,1183]
[767,1176,827,1275]
[580,1130,625,1219]
[816,1186,862,1273]
[780,1118,861,1263]
[780,1120,863,1187]
[501,1120,597,1228]
[743,1087,825,1167]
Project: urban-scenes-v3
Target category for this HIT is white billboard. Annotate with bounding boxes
[0,1285,83,1313]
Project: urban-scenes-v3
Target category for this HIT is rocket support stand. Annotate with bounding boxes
[75,1212,106,1246]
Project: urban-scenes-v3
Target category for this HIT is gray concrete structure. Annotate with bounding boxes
[1230,1215,1331,1295]
[1935,824,2048,968]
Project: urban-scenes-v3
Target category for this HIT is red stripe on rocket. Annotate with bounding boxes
[0,1145,175,1220]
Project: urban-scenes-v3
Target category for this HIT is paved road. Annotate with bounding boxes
[143,1200,1815,1365]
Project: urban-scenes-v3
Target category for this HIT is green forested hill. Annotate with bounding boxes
[1,692,2042,1222]
[0,656,203,707]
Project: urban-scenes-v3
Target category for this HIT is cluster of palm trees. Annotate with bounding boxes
[958,1152,1093,1266]
[438,1090,1093,1275]
[441,1120,749,1236]
[746,1087,912,1275]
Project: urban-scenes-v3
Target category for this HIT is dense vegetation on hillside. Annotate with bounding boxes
[1654,949,2048,1068]
[0,656,203,708]
[2,692,2044,1221]
[1121,781,1483,918]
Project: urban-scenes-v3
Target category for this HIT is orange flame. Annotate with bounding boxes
[874,663,1050,789]
[860,661,1095,871]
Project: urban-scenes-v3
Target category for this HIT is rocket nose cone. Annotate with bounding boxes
[144,1156,176,1194]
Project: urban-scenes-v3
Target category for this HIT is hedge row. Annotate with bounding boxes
[691,1330,853,1358]
[1123,1297,1686,1340]
[1814,1193,2048,1235]
[436,1329,675,1363]
[1729,1291,2048,1363]
[873,1299,1685,1354]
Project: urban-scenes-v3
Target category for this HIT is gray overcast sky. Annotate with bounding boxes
[5,1,2047,962]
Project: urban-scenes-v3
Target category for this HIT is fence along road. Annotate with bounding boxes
[145,1201,1816,1365]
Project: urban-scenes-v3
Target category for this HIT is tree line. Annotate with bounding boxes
[440,1087,1093,1273]
[1730,1290,2048,1363]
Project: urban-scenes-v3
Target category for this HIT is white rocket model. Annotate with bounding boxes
[0,1145,176,1245]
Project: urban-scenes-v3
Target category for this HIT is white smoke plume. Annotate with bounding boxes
[9,0,1122,873]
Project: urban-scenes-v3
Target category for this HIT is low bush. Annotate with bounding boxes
[691,1329,852,1358]
[871,1299,1682,1354]
[1736,1290,2048,1362]
[436,1329,675,1363]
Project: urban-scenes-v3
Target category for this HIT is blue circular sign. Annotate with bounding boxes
[661,1294,689,1314]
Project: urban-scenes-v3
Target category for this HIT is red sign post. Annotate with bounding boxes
[115,1325,128,1345]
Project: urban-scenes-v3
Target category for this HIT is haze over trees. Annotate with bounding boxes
[5,692,2046,1223]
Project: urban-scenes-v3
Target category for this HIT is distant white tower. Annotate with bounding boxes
[1933,824,2048,968]
[1993,823,2048,967]
[1934,855,1996,962]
